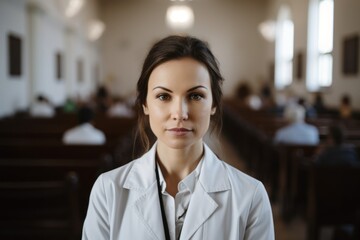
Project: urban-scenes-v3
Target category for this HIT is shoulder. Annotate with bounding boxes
[217,160,267,202]
[223,162,261,189]
[97,160,137,188]
[220,161,272,217]
[304,123,318,131]
[274,126,290,140]
[63,126,79,137]
[277,124,294,134]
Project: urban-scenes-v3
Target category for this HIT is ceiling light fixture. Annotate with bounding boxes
[88,20,105,41]
[258,20,276,42]
[65,0,84,18]
[166,5,194,30]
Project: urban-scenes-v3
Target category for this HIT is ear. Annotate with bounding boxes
[211,107,216,115]
[143,104,149,115]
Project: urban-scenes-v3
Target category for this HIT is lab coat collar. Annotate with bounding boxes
[123,142,231,240]
[123,142,231,193]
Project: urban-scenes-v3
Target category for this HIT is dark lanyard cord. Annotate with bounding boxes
[155,163,171,240]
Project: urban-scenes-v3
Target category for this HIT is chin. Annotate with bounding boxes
[160,138,198,150]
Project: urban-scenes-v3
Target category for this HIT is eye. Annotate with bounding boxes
[189,93,204,101]
[156,93,171,101]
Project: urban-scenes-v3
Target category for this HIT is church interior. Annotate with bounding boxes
[0,0,360,239]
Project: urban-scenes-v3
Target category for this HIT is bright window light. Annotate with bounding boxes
[318,53,333,86]
[275,6,294,90]
[318,0,334,54]
[307,0,334,91]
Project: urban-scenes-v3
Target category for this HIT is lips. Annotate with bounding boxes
[167,127,193,136]
[168,128,192,132]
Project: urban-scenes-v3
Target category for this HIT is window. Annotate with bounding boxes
[307,0,334,91]
[275,6,294,90]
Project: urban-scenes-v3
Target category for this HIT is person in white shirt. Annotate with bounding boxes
[29,95,55,117]
[82,35,274,240]
[274,103,319,145]
[107,98,135,118]
[62,106,106,145]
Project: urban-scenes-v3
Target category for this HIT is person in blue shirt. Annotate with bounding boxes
[315,124,359,166]
[274,104,319,145]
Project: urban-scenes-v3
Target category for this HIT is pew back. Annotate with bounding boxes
[307,165,360,240]
[0,171,82,240]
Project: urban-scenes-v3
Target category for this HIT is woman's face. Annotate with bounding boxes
[143,57,216,150]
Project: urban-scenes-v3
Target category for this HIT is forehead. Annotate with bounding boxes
[148,58,211,90]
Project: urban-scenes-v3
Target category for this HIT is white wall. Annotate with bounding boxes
[29,5,67,105]
[0,0,101,118]
[266,0,360,109]
[331,0,360,108]
[1,0,359,117]
[0,0,29,116]
[100,0,269,98]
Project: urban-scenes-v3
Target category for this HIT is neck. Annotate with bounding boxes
[156,141,203,196]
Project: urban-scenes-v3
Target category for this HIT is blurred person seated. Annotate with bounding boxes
[107,97,135,118]
[235,82,251,106]
[260,82,275,109]
[246,94,262,110]
[314,124,359,240]
[312,92,327,115]
[339,94,352,119]
[95,86,111,113]
[62,97,77,114]
[234,82,263,110]
[29,94,55,117]
[63,106,106,145]
[274,104,319,145]
[315,124,359,166]
[298,97,317,119]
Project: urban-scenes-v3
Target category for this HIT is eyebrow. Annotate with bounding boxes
[152,85,208,92]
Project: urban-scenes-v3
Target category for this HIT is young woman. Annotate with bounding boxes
[82,35,274,240]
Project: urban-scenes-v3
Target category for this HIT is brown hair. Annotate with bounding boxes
[135,35,224,153]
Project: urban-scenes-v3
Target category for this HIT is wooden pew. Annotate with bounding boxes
[0,171,82,240]
[0,141,118,217]
[0,157,111,220]
[0,143,113,160]
[222,104,279,202]
[224,99,360,184]
[275,144,318,222]
[0,115,77,142]
[307,165,360,240]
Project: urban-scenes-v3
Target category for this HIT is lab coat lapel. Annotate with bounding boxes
[180,144,231,240]
[133,182,164,240]
[179,183,218,240]
[124,144,164,240]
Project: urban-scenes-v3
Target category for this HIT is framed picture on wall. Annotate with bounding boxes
[342,34,359,75]
[55,52,63,80]
[8,33,22,77]
[77,59,83,82]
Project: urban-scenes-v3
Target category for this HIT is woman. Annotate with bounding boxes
[82,36,274,240]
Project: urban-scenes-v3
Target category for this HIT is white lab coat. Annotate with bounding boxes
[82,143,274,240]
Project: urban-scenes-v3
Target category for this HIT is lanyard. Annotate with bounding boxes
[155,163,171,240]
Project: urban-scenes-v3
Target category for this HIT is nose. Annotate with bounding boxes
[171,98,188,121]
